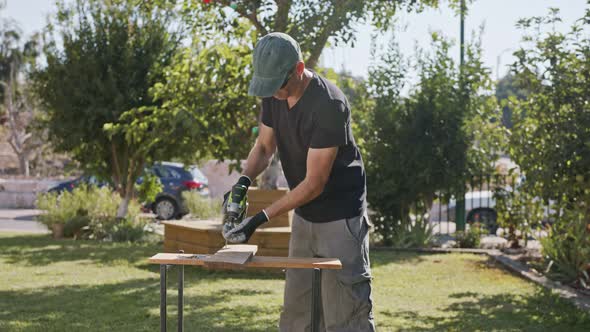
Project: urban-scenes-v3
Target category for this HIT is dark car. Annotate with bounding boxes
[47,162,209,220]
[47,175,109,194]
[145,162,209,220]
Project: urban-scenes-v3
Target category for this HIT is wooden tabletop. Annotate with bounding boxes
[162,220,291,233]
[149,253,342,270]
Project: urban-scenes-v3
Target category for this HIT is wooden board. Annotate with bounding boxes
[162,220,291,257]
[149,253,342,270]
[201,244,258,268]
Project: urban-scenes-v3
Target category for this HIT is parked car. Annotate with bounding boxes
[47,175,109,194]
[47,162,210,220]
[446,190,499,233]
[143,162,209,220]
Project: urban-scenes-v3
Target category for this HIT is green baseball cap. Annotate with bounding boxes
[248,32,302,97]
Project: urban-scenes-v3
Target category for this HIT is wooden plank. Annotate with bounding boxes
[256,247,289,257]
[247,256,342,269]
[164,239,219,254]
[250,231,291,249]
[149,253,342,270]
[247,187,289,202]
[202,244,258,268]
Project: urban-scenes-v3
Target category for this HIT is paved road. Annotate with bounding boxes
[0,209,48,234]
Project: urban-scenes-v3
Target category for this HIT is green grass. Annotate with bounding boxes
[0,233,589,331]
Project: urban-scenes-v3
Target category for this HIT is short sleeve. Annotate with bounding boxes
[260,98,273,128]
[310,100,350,148]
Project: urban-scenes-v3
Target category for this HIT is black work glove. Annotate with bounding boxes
[223,211,269,243]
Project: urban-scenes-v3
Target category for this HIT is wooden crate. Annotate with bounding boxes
[247,187,292,228]
[163,220,291,257]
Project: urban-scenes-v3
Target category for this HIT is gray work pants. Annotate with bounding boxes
[279,212,375,332]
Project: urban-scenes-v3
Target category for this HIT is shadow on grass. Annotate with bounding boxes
[0,276,282,332]
[0,234,286,281]
[0,234,159,266]
[379,288,590,332]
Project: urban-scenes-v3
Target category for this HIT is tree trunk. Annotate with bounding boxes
[116,158,137,219]
[116,191,131,220]
[18,155,29,177]
[116,175,134,219]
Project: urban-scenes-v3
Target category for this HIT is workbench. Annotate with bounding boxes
[149,249,342,332]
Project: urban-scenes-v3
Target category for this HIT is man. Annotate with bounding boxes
[223,32,374,332]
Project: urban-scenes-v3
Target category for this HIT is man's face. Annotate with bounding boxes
[272,67,295,100]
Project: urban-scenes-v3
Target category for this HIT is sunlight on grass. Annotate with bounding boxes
[0,233,588,331]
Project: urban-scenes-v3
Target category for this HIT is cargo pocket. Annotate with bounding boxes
[332,273,374,331]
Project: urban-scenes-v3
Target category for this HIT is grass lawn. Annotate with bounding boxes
[0,233,589,331]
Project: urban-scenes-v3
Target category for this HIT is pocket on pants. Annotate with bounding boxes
[344,215,369,244]
[333,274,374,331]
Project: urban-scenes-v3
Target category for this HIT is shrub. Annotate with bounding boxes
[110,217,151,242]
[182,191,221,220]
[493,173,545,248]
[135,172,163,205]
[541,209,590,289]
[389,213,434,248]
[455,222,483,248]
[36,185,146,241]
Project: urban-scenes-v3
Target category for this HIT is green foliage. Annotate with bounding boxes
[135,172,163,204]
[509,7,590,211]
[455,222,483,248]
[507,6,590,286]
[109,217,151,242]
[493,174,545,248]
[389,213,434,248]
[541,209,590,289]
[33,0,183,217]
[495,74,529,128]
[182,191,221,220]
[145,21,259,168]
[175,0,452,68]
[365,33,503,245]
[36,185,146,242]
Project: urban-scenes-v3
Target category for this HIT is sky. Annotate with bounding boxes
[1,0,588,79]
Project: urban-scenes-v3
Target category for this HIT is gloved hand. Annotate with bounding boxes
[222,176,252,235]
[223,210,269,243]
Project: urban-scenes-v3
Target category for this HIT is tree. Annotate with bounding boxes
[509,6,590,213]
[34,0,183,217]
[0,18,42,176]
[181,0,451,69]
[138,20,260,170]
[365,33,502,245]
[508,6,590,286]
[157,0,457,188]
[495,73,529,128]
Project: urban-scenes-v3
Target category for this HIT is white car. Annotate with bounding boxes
[430,190,498,233]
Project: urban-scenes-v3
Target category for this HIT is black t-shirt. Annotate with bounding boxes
[261,72,366,222]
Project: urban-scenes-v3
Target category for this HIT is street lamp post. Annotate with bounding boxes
[456,0,467,232]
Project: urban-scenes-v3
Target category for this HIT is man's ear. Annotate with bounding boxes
[296,61,305,77]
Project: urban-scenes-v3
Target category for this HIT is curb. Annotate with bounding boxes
[372,246,590,313]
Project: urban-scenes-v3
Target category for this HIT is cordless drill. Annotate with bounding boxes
[222,183,249,239]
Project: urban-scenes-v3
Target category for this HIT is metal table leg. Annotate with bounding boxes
[178,264,184,332]
[160,264,167,332]
[311,268,321,332]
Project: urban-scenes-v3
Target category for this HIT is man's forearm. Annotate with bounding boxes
[264,178,324,219]
[242,143,273,181]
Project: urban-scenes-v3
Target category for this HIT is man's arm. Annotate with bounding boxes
[242,123,276,181]
[264,147,338,219]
